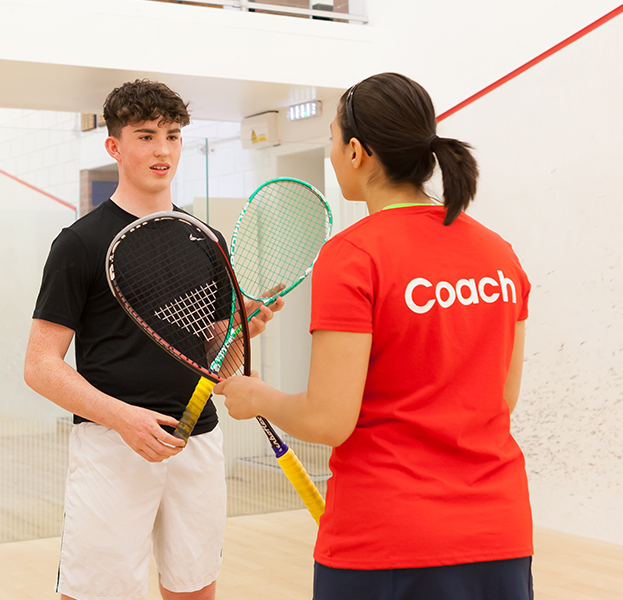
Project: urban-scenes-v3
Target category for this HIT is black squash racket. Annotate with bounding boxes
[106,211,325,524]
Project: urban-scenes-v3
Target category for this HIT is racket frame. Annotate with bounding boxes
[229,177,333,318]
[106,211,251,386]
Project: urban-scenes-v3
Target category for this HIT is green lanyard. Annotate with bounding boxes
[381,202,434,210]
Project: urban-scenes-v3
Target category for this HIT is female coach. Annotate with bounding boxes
[215,72,533,600]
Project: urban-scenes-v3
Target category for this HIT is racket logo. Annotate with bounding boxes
[189,234,204,242]
[154,282,218,341]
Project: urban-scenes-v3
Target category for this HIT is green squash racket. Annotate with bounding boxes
[185,178,332,524]
[210,177,333,367]
[232,177,333,320]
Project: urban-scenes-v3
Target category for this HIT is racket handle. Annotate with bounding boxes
[246,295,278,322]
[276,446,326,525]
[173,377,216,442]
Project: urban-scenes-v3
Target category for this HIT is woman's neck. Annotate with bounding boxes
[363,184,434,214]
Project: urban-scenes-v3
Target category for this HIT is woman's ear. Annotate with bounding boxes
[349,137,366,169]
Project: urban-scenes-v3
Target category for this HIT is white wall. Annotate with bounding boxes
[426,9,623,545]
[367,0,623,113]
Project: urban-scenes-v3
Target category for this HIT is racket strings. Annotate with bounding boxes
[233,180,331,299]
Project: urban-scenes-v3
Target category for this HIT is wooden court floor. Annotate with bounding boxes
[0,509,621,600]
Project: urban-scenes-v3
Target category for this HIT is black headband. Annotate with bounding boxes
[345,83,373,156]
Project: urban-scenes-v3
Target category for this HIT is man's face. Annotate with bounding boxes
[110,119,183,196]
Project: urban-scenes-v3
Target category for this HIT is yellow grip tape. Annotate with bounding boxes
[174,377,216,442]
[276,447,326,525]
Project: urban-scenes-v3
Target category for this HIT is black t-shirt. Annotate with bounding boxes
[33,199,227,435]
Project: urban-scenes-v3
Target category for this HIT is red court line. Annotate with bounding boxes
[437,4,623,122]
[0,168,76,211]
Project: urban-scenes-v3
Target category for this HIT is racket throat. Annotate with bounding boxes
[255,415,287,455]
[272,442,290,458]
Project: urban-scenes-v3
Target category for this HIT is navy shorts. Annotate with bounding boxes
[313,557,533,600]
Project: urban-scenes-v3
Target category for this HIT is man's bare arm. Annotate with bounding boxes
[24,319,185,462]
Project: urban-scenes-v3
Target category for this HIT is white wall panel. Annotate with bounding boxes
[431,12,623,544]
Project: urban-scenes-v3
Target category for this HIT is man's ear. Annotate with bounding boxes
[105,136,121,161]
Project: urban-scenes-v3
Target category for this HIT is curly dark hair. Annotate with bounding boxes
[103,79,190,138]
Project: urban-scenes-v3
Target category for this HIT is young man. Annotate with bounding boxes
[24,79,282,600]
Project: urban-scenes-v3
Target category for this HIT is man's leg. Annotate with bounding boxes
[160,576,216,600]
[153,428,226,599]
[57,424,166,600]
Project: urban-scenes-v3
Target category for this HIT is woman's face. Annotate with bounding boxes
[329,116,357,201]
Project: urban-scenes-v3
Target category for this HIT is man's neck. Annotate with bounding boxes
[110,188,173,218]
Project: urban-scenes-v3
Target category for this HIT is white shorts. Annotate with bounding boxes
[57,422,226,600]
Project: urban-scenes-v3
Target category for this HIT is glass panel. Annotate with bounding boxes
[0,110,78,542]
[0,108,335,542]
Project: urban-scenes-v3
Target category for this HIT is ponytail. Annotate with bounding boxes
[429,136,479,225]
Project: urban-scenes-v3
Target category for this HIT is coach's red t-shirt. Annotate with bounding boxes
[310,206,533,569]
